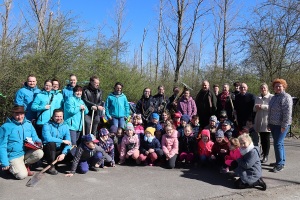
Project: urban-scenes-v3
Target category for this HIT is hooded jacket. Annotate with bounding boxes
[14,82,41,120]
[177,96,197,119]
[119,133,139,159]
[64,95,88,131]
[197,131,214,157]
[179,133,197,153]
[62,84,74,101]
[161,129,179,158]
[105,92,130,119]
[0,118,41,167]
[225,147,242,166]
[42,120,71,154]
[139,134,162,155]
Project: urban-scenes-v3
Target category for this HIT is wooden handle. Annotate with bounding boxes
[40,159,58,173]
[82,109,85,136]
[89,109,95,134]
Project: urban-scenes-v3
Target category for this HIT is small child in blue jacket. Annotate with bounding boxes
[96,128,115,167]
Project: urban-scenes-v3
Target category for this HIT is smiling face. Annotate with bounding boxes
[69,75,77,87]
[183,90,190,99]
[239,138,250,149]
[52,81,60,91]
[202,81,209,91]
[44,81,53,92]
[27,76,37,88]
[13,112,25,123]
[114,84,122,94]
[240,83,248,95]
[53,111,64,124]
[274,83,284,94]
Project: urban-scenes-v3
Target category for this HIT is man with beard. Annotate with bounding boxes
[82,76,104,135]
[14,74,41,121]
[195,80,217,128]
[136,88,156,124]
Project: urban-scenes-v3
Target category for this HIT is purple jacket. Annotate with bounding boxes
[177,96,197,119]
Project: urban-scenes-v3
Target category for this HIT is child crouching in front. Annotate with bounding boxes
[179,124,197,166]
[224,138,242,172]
[231,133,266,190]
[138,127,163,166]
[211,129,230,173]
[118,123,140,165]
[65,134,112,177]
[96,128,115,167]
[162,124,179,169]
[198,129,214,167]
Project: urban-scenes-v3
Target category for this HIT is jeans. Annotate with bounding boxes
[270,124,289,166]
[78,152,103,174]
[112,117,125,129]
[70,130,81,146]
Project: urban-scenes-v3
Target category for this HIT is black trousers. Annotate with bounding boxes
[43,142,66,165]
[259,132,270,156]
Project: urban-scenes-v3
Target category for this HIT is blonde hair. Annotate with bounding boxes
[230,138,240,148]
[238,133,252,143]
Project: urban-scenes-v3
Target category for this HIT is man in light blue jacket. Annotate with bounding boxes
[0,106,43,180]
[42,109,71,175]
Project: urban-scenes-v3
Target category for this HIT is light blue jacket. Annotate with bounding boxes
[42,121,71,154]
[62,85,74,101]
[14,83,41,120]
[64,95,88,131]
[52,90,64,110]
[105,92,130,119]
[0,118,41,167]
[31,90,63,125]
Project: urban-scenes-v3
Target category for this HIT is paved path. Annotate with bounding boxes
[1,137,299,200]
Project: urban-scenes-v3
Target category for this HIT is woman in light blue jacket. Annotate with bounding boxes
[64,85,88,145]
[105,82,130,129]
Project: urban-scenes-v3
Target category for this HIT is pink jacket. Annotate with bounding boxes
[177,96,197,119]
[119,134,140,159]
[134,125,144,135]
[162,130,179,158]
[198,130,214,157]
[225,148,242,166]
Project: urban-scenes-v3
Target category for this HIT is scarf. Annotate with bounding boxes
[220,91,229,109]
[239,142,254,156]
[144,135,154,143]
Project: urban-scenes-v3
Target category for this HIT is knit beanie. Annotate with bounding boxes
[145,127,155,136]
[151,113,160,121]
[181,114,190,123]
[215,129,224,138]
[126,122,135,131]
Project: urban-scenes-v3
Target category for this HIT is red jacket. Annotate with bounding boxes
[198,130,214,157]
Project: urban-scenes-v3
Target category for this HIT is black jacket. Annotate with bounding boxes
[82,84,103,116]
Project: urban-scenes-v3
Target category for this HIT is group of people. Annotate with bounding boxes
[0,74,293,191]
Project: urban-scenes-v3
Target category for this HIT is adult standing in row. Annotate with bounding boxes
[153,85,169,116]
[105,82,130,129]
[177,89,197,120]
[195,80,217,128]
[62,74,77,101]
[216,83,234,122]
[268,78,293,173]
[64,85,88,146]
[253,83,273,163]
[14,74,40,121]
[136,88,156,124]
[233,83,255,130]
[82,76,104,135]
[0,106,44,179]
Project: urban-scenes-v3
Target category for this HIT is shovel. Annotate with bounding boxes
[89,109,95,134]
[26,159,58,187]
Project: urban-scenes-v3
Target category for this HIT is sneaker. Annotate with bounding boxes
[272,165,284,173]
[90,166,100,172]
[48,166,58,175]
[270,163,285,168]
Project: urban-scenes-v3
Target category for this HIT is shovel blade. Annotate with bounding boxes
[26,172,43,187]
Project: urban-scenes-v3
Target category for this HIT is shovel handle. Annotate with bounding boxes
[82,109,85,135]
[40,159,59,174]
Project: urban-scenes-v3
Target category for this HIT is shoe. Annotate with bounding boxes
[220,167,229,174]
[273,165,284,173]
[270,163,285,168]
[48,166,58,175]
[90,166,100,172]
[255,178,267,191]
[26,165,34,176]
[261,156,268,163]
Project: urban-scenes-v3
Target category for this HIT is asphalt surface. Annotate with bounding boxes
[1,136,300,200]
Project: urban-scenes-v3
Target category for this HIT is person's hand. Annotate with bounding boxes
[80,105,85,110]
[45,105,51,109]
[211,155,216,160]
[145,151,149,155]
[148,149,154,153]
[2,166,9,171]
[57,154,65,161]
[91,106,97,111]
[220,149,227,153]
[65,173,74,177]
[97,106,104,111]
[34,142,43,148]
[62,140,71,145]
[255,104,261,110]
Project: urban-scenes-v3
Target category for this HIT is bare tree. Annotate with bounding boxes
[140,27,148,74]
[155,0,164,84]
[163,0,207,84]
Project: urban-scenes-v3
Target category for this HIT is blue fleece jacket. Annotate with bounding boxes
[64,95,88,131]
[62,85,74,101]
[0,118,41,167]
[14,83,41,120]
[32,90,63,125]
[42,121,71,154]
[105,92,130,119]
